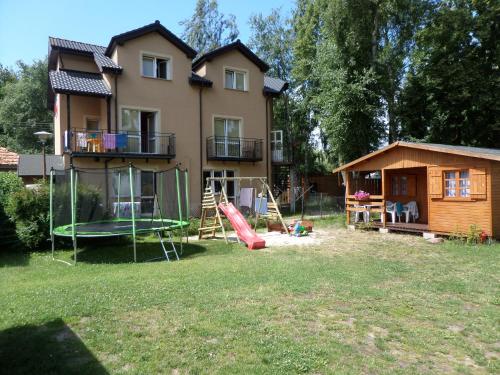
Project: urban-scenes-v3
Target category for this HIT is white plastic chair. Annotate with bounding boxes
[403,201,418,223]
[354,205,369,223]
[386,201,409,223]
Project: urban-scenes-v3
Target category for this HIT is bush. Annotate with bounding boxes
[5,181,49,250]
[0,172,23,248]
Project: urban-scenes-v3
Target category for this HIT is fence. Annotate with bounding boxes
[299,192,345,217]
[278,189,345,218]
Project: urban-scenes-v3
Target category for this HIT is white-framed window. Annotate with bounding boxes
[141,54,171,80]
[203,169,236,203]
[444,170,470,198]
[214,117,241,157]
[224,68,247,91]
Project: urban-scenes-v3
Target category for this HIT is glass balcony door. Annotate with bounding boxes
[214,118,241,157]
[121,109,157,153]
[271,130,283,162]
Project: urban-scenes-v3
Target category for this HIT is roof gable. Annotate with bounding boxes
[192,40,269,72]
[48,37,122,74]
[105,21,197,59]
[333,141,500,173]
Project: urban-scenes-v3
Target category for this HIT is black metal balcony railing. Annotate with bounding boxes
[67,128,175,157]
[207,136,263,162]
[271,143,292,164]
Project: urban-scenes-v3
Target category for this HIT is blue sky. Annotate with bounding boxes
[0,0,294,68]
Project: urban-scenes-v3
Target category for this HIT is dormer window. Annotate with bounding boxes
[224,68,247,91]
[141,54,171,80]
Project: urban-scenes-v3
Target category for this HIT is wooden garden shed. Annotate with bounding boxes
[333,141,500,239]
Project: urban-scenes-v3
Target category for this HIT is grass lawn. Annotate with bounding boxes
[0,217,498,374]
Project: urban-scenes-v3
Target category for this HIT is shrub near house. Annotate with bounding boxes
[5,181,49,250]
[0,172,23,248]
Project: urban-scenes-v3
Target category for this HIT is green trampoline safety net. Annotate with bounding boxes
[50,165,190,239]
[53,219,190,238]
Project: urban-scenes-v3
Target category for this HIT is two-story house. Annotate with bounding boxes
[47,21,287,215]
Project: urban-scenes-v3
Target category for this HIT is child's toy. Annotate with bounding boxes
[288,220,309,237]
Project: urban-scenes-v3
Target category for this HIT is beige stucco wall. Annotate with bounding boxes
[52,31,273,215]
[199,49,270,183]
[58,53,99,73]
[113,31,201,212]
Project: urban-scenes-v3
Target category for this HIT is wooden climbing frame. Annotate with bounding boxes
[198,176,289,243]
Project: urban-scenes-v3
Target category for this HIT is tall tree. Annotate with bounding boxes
[375,0,431,143]
[314,0,384,165]
[400,0,500,147]
[0,59,53,153]
[248,8,292,81]
[180,0,239,55]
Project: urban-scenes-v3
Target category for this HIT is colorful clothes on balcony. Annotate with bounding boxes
[103,133,117,149]
[76,132,87,148]
[116,134,128,148]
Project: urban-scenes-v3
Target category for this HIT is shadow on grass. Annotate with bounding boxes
[0,250,30,268]
[0,319,108,375]
[74,237,208,264]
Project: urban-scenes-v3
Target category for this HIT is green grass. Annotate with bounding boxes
[0,218,498,374]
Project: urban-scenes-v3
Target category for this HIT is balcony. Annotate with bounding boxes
[271,144,292,165]
[206,136,263,162]
[66,128,175,159]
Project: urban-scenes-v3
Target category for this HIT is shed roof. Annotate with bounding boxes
[0,147,19,169]
[333,141,500,173]
[192,39,270,72]
[18,155,64,176]
[49,70,112,97]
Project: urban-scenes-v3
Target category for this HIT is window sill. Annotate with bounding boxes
[438,197,473,202]
[141,75,172,81]
[224,87,248,93]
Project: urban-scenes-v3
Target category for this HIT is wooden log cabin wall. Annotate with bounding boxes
[334,142,500,239]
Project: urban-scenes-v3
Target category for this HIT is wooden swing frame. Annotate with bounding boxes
[198,176,289,243]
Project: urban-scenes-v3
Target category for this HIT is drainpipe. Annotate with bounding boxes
[199,87,203,207]
[265,96,270,183]
[114,75,118,133]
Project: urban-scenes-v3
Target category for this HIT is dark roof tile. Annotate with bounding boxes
[264,76,288,95]
[49,70,112,97]
[189,72,213,87]
[105,21,197,58]
[192,40,269,72]
[49,37,122,73]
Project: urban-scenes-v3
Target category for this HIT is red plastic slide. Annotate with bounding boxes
[218,203,266,250]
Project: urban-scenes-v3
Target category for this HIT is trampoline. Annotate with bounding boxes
[50,164,190,264]
[53,218,190,237]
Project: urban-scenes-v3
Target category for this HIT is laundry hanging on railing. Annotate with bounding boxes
[103,133,117,149]
[116,133,128,148]
[76,132,87,148]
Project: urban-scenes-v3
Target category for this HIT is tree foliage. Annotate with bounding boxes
[0,59,53,153]
[400,0,500,146]
[180,0,239,55]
